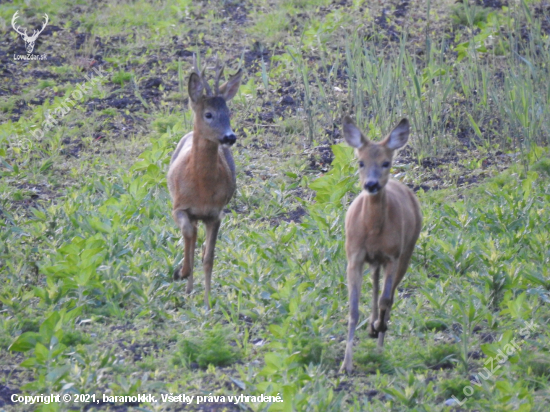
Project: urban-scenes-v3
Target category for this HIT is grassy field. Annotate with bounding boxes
[1,0,550,410]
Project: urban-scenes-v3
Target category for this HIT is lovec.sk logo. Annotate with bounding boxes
[12,10,48,58]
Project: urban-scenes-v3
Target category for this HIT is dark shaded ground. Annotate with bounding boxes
[0,384,16,408]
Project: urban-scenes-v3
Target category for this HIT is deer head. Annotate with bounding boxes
[188,55,243,146]
[12,11,49,54]
[343,116,410,195]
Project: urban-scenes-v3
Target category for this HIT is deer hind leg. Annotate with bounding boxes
[374,260,399,348]
[202,218,221,309]
[340,259,364,374]
[375,256,412,347]
[173,211,197,287]
[368,265,381,338]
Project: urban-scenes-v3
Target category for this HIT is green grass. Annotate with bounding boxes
[173,327,241,368]
[1,0,550,411]
[248,9,293,44]
[112,70,133,86]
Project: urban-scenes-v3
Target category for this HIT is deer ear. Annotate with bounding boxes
[386,118,410,150]
[343,115,366,148]
[188,73,203,104]
[219,69,242,101]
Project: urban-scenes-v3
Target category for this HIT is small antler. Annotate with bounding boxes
[11,11,28,38]
[213,56,225,96]
[27,13,48,42]
[192,54,213,96]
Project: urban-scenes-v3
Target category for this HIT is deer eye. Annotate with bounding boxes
[358,161,364,168]
[382,161,390,168]
[205,112,213,119]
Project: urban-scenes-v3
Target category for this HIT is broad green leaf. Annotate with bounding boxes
[20,357,39,368]
[39,312,61,342]
[9,332,41,352]
[46,365,70,383]
[35,342,49,364]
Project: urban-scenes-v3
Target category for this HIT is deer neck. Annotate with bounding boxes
[192,128,220,180]
[363,188,387,235]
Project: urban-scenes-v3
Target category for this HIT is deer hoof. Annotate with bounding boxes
[173,266,191,280]
[185,279,194,294]
[368,321,379,338]
[339,359,353,374]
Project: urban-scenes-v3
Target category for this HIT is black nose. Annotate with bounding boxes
[364,181,380,193]
[221,133,236,145]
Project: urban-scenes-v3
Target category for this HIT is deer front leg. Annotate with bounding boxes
[173,211,197,288]
[340,258,364,374]
[368,265,381,338]
[375,260,397,348]
[202,218,221,309]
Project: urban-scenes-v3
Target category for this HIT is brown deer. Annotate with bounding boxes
[167,56,242,309]
[340,115,422,374]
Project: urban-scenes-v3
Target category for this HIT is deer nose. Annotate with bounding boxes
[221,133,236,146]
[364,181,381,194]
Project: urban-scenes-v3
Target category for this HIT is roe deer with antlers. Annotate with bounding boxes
[167,57,243,309]
[12,11,49,54]
[340,116,422,374]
